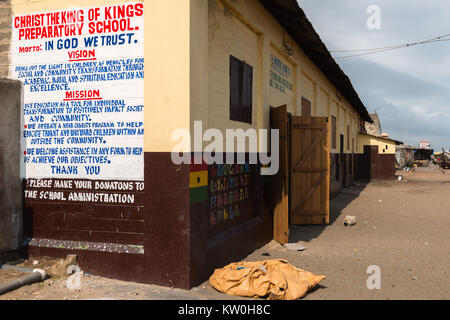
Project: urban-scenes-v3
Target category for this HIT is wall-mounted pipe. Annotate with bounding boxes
[0,269,47,296]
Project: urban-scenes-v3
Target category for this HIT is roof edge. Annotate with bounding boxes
[258,0,373,123]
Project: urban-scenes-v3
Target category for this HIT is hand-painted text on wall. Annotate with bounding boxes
[10,3,144,182]
[270,54,293,94]
[209,164,251,225]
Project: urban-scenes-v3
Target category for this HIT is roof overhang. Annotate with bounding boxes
[259,0,373,123]
[360,133,404,145]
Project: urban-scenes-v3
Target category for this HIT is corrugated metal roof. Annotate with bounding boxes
[259,0,373,123]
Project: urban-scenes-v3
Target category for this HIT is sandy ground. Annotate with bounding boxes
[1,166,449,300]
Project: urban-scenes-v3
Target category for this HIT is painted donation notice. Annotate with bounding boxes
[11,3,144,205]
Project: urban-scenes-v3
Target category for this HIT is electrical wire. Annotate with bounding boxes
[331,33,450,52]
[332,33,450,59]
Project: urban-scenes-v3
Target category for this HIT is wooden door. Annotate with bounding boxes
[270,105,289,244]
[290,116,330,225]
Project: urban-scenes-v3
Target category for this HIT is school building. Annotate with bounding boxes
[0,0,375,289]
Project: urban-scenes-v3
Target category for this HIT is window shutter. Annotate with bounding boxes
[347,125,350,150]
[241,63,253,124]
[229,56,253,124]
[301,97,311,117]
[230,56,241,121]
[331,116,337,149]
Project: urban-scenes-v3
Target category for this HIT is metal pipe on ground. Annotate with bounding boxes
[0,269,47,296]
[0,264,34,273]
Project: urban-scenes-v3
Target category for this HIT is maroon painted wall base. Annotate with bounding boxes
[28,245,146,283]
[25,152,273,289]
[330,153,355,195]
[356,146,396,181]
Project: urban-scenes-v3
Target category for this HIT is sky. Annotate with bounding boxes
[298,0,450,151]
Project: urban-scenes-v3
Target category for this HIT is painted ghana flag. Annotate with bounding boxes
[190,156,208,203]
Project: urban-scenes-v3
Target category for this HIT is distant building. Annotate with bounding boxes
[356,113,404,180]
[356,133,403,180]
[419,141,431,149]
[364,113,382,137]
[396,145,434,168]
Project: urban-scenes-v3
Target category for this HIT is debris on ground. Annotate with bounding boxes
[344,216,357,226]
[48,255,77,277]
[209,259,325,300]
[283,243,307,251]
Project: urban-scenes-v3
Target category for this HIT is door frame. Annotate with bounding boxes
[270,106,331,244]
[289,115,330,225]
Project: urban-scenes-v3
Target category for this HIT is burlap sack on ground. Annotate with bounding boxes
[209,259,325,300]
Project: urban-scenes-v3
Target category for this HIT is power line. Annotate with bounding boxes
[331,44,405,53]
[331,33,450,53]
[332,33,450,59]
[335,39,450,59]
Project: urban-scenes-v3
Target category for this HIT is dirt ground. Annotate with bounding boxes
[1,166,449,300]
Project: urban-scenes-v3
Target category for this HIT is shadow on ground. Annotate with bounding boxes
[288,182,368,243]
[0,247,27,266]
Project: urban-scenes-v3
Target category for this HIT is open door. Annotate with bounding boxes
[290,116,330,225]
[270,105,289,244]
